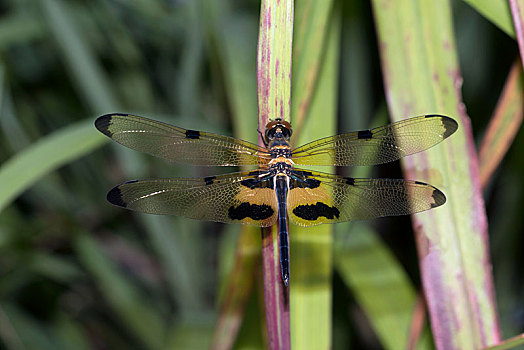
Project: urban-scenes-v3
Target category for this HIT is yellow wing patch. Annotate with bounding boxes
[287,185,338,226]
[230,186,278,227]
[287,170,339,226]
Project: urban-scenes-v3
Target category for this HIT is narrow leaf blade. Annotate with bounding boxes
[372,0,501,348]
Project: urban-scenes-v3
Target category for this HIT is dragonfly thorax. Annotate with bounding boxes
[269,160,293,175]
[269,142,292,159]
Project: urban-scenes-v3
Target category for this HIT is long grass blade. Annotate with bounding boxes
[291,0,334,137]
[39,0,119,112]
[289,1,338,348]
[372,1,501,348]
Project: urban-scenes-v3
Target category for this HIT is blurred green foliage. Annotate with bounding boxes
[0,0,522,349]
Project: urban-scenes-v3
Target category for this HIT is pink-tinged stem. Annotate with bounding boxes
[261,228,290,349]
[210,227,259,350]
[257,1,293,349]
[483,332,524,350]
[478,60,524,189]
[510,0,524,70]
[407,293,427,350]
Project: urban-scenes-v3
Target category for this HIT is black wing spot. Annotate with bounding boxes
[185,129,201,139]
[204,176,216,185]
[442,117,459,138]
[343,177,355,185]
[293,202,340,221]
[425,115,459,139]
[290,178,320,189]
[357,129,373,139]
[290,170,320,189]
[228,203,274,221]
[107,186,127,208]
[241,177,274,189]
[293,170,313,177]
[95,114,116,136]
[303,178,321,189]
[431,188,446,208]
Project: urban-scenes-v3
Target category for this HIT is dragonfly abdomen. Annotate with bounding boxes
[275,175,290,286]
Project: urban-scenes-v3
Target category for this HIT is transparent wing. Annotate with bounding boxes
[291,115,458,166]
[287,169,445,226]
[107,171,278,227]
[95,113,271,166]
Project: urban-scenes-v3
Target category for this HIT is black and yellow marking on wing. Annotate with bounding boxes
[228,203,274,221]
[287,169,446,226]
[231,173,277,226]
[293,202,340,221]
[287,170,334,226]
[105,171,278,227]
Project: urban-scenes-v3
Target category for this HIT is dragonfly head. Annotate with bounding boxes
[265,118,293,142]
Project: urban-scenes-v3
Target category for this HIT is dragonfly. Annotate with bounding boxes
[95,113,458,286]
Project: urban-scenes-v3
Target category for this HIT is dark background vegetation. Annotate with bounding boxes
[0,0,522,348]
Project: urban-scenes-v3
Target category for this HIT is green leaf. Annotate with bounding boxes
[141,216,206,315]
[0,304,60,350]
[372,0,501,348]
[462,0,515,37]
[166,320,214,350]
[0,119,106,213]
[204,3,261,347]
[74,233,165,349]
[335,223,431,350]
